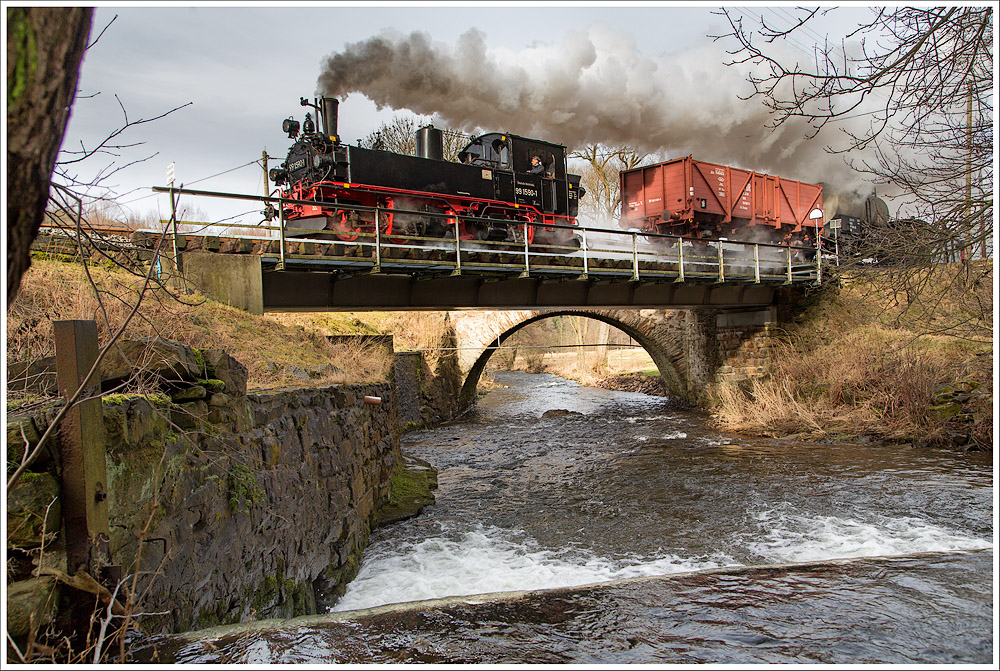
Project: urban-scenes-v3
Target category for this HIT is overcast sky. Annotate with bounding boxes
[58,2,881,226]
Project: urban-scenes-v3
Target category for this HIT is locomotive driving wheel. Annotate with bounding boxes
[329,210,359,242]
[511,219,536,246]
[328,208,394,243]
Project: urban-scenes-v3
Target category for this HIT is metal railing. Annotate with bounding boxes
[150,185,825,284]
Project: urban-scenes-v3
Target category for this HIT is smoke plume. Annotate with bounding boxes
[317,26,875,198]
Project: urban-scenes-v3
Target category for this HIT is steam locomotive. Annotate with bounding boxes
[269,96,882,259]
[268,97,584,248]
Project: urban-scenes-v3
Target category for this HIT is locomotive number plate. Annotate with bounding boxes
[482,169,493,179]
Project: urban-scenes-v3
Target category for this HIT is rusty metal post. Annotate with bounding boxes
[53,320,111,578]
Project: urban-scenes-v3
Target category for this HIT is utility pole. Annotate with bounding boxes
[262,149,270,201]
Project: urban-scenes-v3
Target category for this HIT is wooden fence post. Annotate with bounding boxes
[53,320,111,579]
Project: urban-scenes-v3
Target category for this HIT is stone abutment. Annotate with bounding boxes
[451,307,785,409]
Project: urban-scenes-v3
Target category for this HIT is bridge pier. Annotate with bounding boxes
[181,252,263,315]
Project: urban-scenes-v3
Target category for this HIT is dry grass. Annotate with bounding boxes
[269,310,455,350]
[711,322,992,447]
[710,262,993,447]
[6,259,393,392]
[493,347,655,384]
[842,260,993,344]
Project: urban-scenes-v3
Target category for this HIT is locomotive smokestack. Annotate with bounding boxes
[321,97,339,139]
[416,125,443,160]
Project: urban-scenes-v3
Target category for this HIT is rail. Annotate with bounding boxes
[146,186,825,284]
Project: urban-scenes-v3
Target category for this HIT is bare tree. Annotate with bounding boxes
[570,145,647,225]
[6,7,94,304]
[359,113,470,161]
[717,6,993,340]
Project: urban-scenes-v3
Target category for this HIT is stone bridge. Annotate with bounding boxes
[450,305,787,409]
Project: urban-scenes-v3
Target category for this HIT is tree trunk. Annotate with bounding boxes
[594,320,611,373]
[6,7,93,305]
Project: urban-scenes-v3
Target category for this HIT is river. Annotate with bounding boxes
[134,371,994,664]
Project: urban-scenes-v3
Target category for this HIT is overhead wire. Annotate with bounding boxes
[119,157,263,207]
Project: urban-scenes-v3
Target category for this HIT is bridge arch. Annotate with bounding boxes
[457,310,692,411]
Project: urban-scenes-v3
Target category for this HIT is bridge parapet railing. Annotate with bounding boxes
[147,186,823,284]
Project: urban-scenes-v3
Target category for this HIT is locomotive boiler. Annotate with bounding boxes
[268,97,584,248]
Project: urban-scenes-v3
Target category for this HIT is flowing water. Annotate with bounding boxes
[135,371,994,664]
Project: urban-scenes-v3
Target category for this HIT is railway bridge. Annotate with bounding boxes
[166,226,811,405]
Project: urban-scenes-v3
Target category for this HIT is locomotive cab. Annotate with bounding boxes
[459,133,566,179]
[458,132,580,218]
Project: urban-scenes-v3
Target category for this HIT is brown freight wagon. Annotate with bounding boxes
[619,155,825,244]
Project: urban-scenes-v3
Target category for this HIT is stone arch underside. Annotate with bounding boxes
[457,309,693,411]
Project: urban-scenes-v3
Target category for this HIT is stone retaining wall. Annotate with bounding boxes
[108,382,399,633]
[7,381,400,636]
[6,335,467,640]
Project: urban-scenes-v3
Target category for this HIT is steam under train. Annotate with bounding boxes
[268,97,584,248]
[269,96,882,254]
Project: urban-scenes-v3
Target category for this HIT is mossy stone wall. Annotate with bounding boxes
[8,382,399,636]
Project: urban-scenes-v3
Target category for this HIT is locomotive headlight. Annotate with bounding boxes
[269,167,287,185]
[282,118,300,138]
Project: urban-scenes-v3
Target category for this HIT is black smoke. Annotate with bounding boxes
[317,27,876,198]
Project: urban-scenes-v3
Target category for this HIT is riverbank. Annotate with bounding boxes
[6,258,458,661]
[709,271,992,451]
[7,258,464,407]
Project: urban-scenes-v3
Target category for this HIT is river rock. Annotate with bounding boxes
[171,384,208,403]
[7,415,41,465]
[6,576,59,639]
[542,409,583,418]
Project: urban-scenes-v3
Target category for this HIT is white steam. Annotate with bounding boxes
[317,26,875,196]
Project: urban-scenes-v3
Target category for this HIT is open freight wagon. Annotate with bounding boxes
[619,155,825,246]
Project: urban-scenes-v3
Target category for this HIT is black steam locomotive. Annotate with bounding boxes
[268,97,584,248]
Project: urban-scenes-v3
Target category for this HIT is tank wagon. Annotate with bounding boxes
[268,97,584,248]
